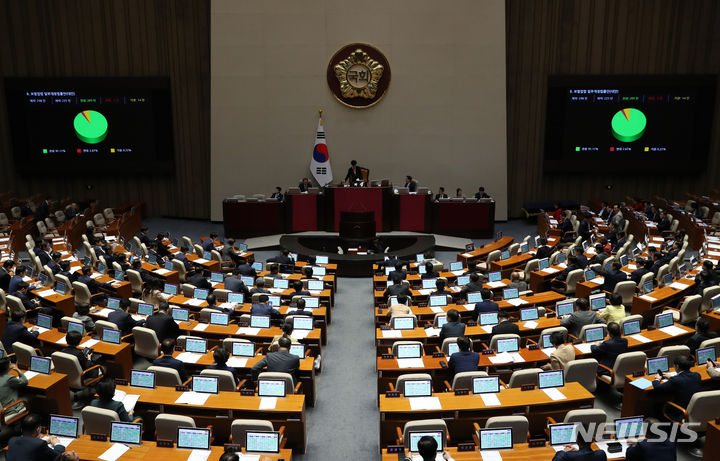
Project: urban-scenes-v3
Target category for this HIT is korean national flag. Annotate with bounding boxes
[310,118,333,186]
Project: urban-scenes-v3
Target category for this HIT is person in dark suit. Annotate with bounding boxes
[595,261,628,293]
[630,259,653,284]
[298,177,311,192]
[405,176,418,192]
[208,348,238,384]
[473,289,499,321]
[474,187,490,199]
[652,355,702,421]
[578,214,593,241]
[589,244,610,265]
[552,435,607,461]
[439,309,465,341]
[573,247,588,269]
[268,249,293,265]
[2,311,40,354]
[657,211,671,232]
[136,227,152,246]
[434,187,448,201]
[7,413,66,460]
[57,260,77,283]
[460,273,485,298]
[251,337,300,381]
[560,216,575,242]
[560,298,606,338]
[270,187,283,201]
[625,438,676,461]
[612,232,627,253]
[290,280,311,297]
[0,260,14,292]
[202,233,218,253]
[153,338,188,382]
[90,377,136,422]
[491,310,519,336]
[287,298,313,317]
[250,294,282,318]
[388,262,406,283]
[554,256,581,283]
[34,198,51,224]
[108,298,143,336]
[61,330,98,378]
[649,252,665,275]
[145,302,180,342]
[64,202,80,220]
[8,265,30,294]
[224,269,250,295]
[535,238,551,260]
[77,266,113,294]
[188,270,212,290]
[686,317,718,354]
[421,262,439,279]
[46,252,62,275]
[383,279,412,300]
[265,265,282,280]
[249,277,270,295]
[448,336,479,376]
[693,270,715,297]
[36,241,52,267]
[590,322,627,374]
[172,247,194,274]
[430,279,453,297]
[219,238,241,266]
[235,261,257,277]
[11,282,40,311]
[344,160,363,184]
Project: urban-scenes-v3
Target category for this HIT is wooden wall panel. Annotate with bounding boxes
[0,0,210,218]
[506,0,720,217]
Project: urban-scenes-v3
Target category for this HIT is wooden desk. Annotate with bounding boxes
[186,253,221,272]
[22,370,72,416]
[457,237,513,263]
[30,288,75,316]
[704,420,720,461]
[703,310,720,332]
[378,382,594,447]
[381,444,622,461]
[490,253,534,278]
[66,435,292,460]
[117,384,307,452]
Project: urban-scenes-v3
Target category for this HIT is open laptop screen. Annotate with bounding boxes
[246,431,280,453]
[177,427,211,450]
[110,422,142,445]
[49,415,79,439]
[479,428,513,450]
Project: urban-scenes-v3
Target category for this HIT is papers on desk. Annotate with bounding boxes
[651,237,664,243]
[90,273,102,279]
[80,338,100,348]
[627,264,637,270]
[552,443,578,452]
[193,323,208,331]
[639,295,657,302]
[184,298,205,306]
[523,321,538,329]
[36,289,56,297]
[480,393,501,406]
[424,328,441,337]
[574,343,596,354]
[450,286,462,293]
[451,270,465,276]
[113,390,140,413]
[175,391,210,405]
[98,443,130,461]
[31,326,49,335]
[194,258,209,264]
[462,304,474,311]
[586,248,596,255]
[154,268,171,275]
[630,334,652,343]
[55,335,68,345]
[291,330,310,340]
[219,302,237,309]
[186,449,212,461]
[258,397,277,410]
[461,252,474,258]
[542,387,567,401]
[489,352,524,364]
[397,358,425,368]
[541,267,560,274]
[418,289,434,296]
[209,281,221,288]
[480,450,503,461]
[267,288,284,294]
[176,352,203,363]
[236,327,261,336]
[557,263,567,269]
[70,266,82,274]
[408,396,441,410]
[506,298,528,307]
[23,371,39,381]
[226,357,248,368]
[94,308,113,317]
[308,290,323,295]
[429,306,445,313]
[486,281,506,288]
[660,325,686,337]
[22,276,32,282]
[541,347,556,356]
[238,455,260,461]
[131,314,145,322]
[382,330,403,338]
[709,251,720,257]
[55,436,75,448]
[480,325,496,334]
[670,282,691,290]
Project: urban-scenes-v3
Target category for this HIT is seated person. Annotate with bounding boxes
[383,279,411,300]
[598,293,626,324]
[173,247,194,273]
[387,262,407,283]
[387,295,412,317]
[58,260,77,283]
[107,298,143,336]
[541,331,575,370]
[652,355,702,421]
[250,294,282,318]
[460,272,485,297]
[472,288,499,321]
[0,357,28,424]
[573,247,588,269]
[298,177,311,192]
[417,435,455,461]
[404,175,417,192]
[560,298,605,338]
[77,265,113,295]
[209,348,238,384]
[506,271,528,292]
[287,298,313,317]
[249,277,270,295]
[625,435,676,461]
[220,238,242,266]
[552,430,607,461]
[201,233,218,252]
[430,278,452,297]
[11,281,40,311]
[72,304,96,336]
[270,186,283,201]
[474,186,490,199]
[535,238,551,260]
[590,243,610,265]
[61,330,98,378]
[266,264,282,279]
[439,309,465,341]
[268,249,293,265]
[490,310,519,336]
[7,414,66,459]
[434,187,448,201]
[205,293,225,313]
[2,311,40,355]
[290,280,311,297]
[686,317,717,354]
[47,252,62,274]
[630,258,653,284]
[251,336,300,381]
[448,336,479,375]
[90,377,136,422]
[595,261,628,292]
[153,338,188,382]
[421,261,439,279]
[591,322,626,374]
[188,270,212,290]
[224,269,250,295]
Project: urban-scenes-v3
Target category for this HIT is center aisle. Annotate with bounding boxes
[295,277,379,459]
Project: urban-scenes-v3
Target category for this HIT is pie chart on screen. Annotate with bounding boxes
[73,110,108,144]
[611,108,646,142]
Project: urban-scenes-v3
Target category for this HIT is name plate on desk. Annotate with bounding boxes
[458,443,476,452]
[454,389,469,396]
[90,433,108,442]
[529,438,546,448]
[521,384,535,391]
[240,389,255,396]
[386,391,400,398]
[632,370,646,377]
[381,353,394,359]
[432,352,445,358]
[380,325,391,330]
[175,385,189,392]
[482,349,494,355]
[157,439,174,448]
[528,344,539,350]
[114,378,128,386]
[387,445,405,453]
[224,443,242,452]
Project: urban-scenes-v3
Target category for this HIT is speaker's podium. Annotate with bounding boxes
[339,211,375,243]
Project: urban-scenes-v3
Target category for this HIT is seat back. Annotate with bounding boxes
[395,373,432,394]
[699,337,720,357]
[171,259,187,282]
[451,371,489,390]
[72,282,92,307]
[484,416,529,443]
[6,295,26,315]
[440,337,460,356]
[564,359,598,393]
[258,372,295,394]
[638,272,654,291]
[42,265,56,285]
[83,242,97,265]
[539,327,568,344]
[126,269,144,295]
[656,346,691,368]
[231,420,274,448]
[507,368,542,388]
[213,289,230,302]
[199,308,221,321]
[686,390,720,431]
[524,259,539,280]
[200,369,236,392]
[81,406,119,435]
[579,324,607,342]
[93,213,106,227]
[508,243,520,256]
[222,338,252,354]
[0,289,6,313]
[391,315,418,330]
[609,352,647,388]
[13,342,39,369]
[50,351,83,389]
[564,269,584,294]
[182,236,193,249]
[677,295,702,324]
[103,208,115,221]
[132,327,160,359]
[701,286,720,312]
[95,320,118,339]
[181,283,195,298]
[620,315,643,330]
[155,414,195,442]
[486,250,501,264]
[489,334,521,351]
[177,335,202,349]
[655,264,669,284]
[402,419,447,450]
[613,281,637,305]
[193,244,204,257]
[54,211,66,223]
[60,316,82,332]
[147,365,182,386]
[563,409,607,431]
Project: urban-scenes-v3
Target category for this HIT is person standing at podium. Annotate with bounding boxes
[344,160,363,185]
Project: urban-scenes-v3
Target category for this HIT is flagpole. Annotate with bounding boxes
[318,108,323,124]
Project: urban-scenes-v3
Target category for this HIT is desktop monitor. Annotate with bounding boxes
[472,376,500,394]
[538,258,550,270]
[258,379,286,397]
[293,316,313,330]
[416,254,425,263]
[500,250,510,260]
[102,329,121,344]
[663,272,673,286]
[422,279,437,290]
[107,297,120,310]
[418,265,426,274]
[228,292,244,304]
[450,262,463,271]
[202,251,212,260]
[622,320,641,336]
[66,321,84,335]
[289,343,305,359]
[232,342,255,357]
[246,431,280,454]
[642,280,654,294]
[436,315,448,328]
[409,431,443,452]
[584,327,605,343]
[38,273,48,286]
[556,301,574,317]
[210,272,223,283]
[137,303,154,316]
[429,295,447,307]
[251,262,263,272]
[172,308,189,322]
[549,423,578,446]
[185,338,207,353]
[557,253,566,264]
[273,278,289,289]
[396,343,422,359]
[503,288,519,300]
[647,356,669,374]
[496,337,519,353]
[488,272,502,283]
[316,255,329,265]
[302,296,320,308]
[520,307,539,321]
[237,243,248,252]
[457,275,470,286]
[210,312,229,326]
[164,283,178,295]
[130,370,156,389]
[49,415,79,439]
[447,343,459,356]
[538,370,564,389]
[110,422,142,445]
[614,417,645,440]
[392,317,415,330]
[193,288,209,300]
[114,270,124,281]
[164,261,174,271]
[520,243,529,254]
[467,292,483,303]
[30,356,51,375]
[620,254,629,267]
[250,315,271,329]
[540,334,553,349]
[268,295,281,307]
[307,280,324,291]
[403,379,432,397]
[656,312,674,329]
[679,264,688,276]
[191,375,219,394]
[97,263,107,274]
[711,294,720,310]
[148,254,157,265]
[589,293,606,311]
[696,347,716,365]
[177,427,211,451]
[36,313,52,330]
[312,266,326,276]
[466,243,475,251]
[241,276,255,286]
[479,428,513,451]
[55,281,67,295]
[479,312,499,326]
[584,269,596,281]
[582,240,590,251]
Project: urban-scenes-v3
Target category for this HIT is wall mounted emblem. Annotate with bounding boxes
[327,44,391,109]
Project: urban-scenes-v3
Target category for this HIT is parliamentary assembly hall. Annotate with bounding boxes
[0,1,720,460]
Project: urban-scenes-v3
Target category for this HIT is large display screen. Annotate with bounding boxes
[544,75,716,173]
[4,77,174,174]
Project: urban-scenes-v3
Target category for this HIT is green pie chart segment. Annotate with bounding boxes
[73,110,108,144]
[611,108,646,142]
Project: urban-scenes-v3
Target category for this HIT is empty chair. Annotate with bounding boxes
[399,419,447,450]
[667,295,701,324]
[103,208,115,221]
[177,335,203,349]
[200,369,239,392]
[656,346,691,368]
[554,269,583,295]
[193,244,204,257]
[508,243,520,256]
[664,390,720,456]
[126,270,144,296]
[564,359,598,392]
[51,351,105,391]
[93,213,106,227]
[54,210,66,223]
[391,315,418,330]
[12,342,41,369]
[484,416,529,443]
[451,371,489,391]
[258,372,298,394]
[699,337,720,356]
[132,327,160,359]
[507,368,542,388]
[523,259,539,281]
[72,282,92,307]
[549,409,607,432]
[81,407,118,436]
[613,281,637,305]
[477,250,501,272]
[620,314,643,331]
[596,351,646,390]
[222,338,253,354]
[171,259,187,282]
[147,366,183,386]
[700,286,720,312]
[231,420,285,448]
[5,295,26,315]
[182,236,193,249]
[392,373,433,394]
[155,414,195,442]
[181,283,195,298]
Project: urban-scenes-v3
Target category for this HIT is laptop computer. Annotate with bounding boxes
[488,272,502,283]
[130,370,155,389]
[472,376,500,394]
[137,303,154,316]
[302,296,319,308]
[457,275,470,286]
[422,279,437,290]
[273,278,289,289]
[549,423,578,446]
[172,308,189,322]
[251,262,263,272]
[436,315,448,328]
[250,315,270,329]
[479,312,499,326]
[107,297,120,310]
[496,337,519,353]
[697,347,717,365]
[210,272,223,283]
[538,258,550,270]
[520,307,539,321]
[114,270,124,281]
[258,379,286,397]
[66,321,84,335]
[450,262,463,272]
[500,250,510,260]
[403,379,432,397]
[392,317,415,330]
[246,430,280,454]
[418,265,427,274]
[30,356,51,375]
[193,288,209,300]
[232,342,255,357]
[447,343,459,356]
[429,295,447,307]
[55,281,67,295]
[467,292,483,303]
[110,422,142,445]
[622,319,641,336]
[538,370,564,389]
[185,338,207,353]
[191,375,219,394]
[267,295,281,307]
[293,316,313,330]
[647,356,669,375]
[584,326,605,343]
[655,312,674,329]
[555,300,574,317]
[614,416,645,440]
[102,329,121,344]
[36,313,52,330]
[49,415,79,439]
[503,288,519,300]
[396,343,422,359]
[315,255,329,265]
[241,276,254,286]
[289,343,305,359]
[642,280,654,294]
[177,427,211,450]
[228,292,244,304]
[584,269,596,281]
[164,283,178,295]
[308,279,324,291]
[478,427,513,451]
[210,312,229,326]
[589,293,606,311]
